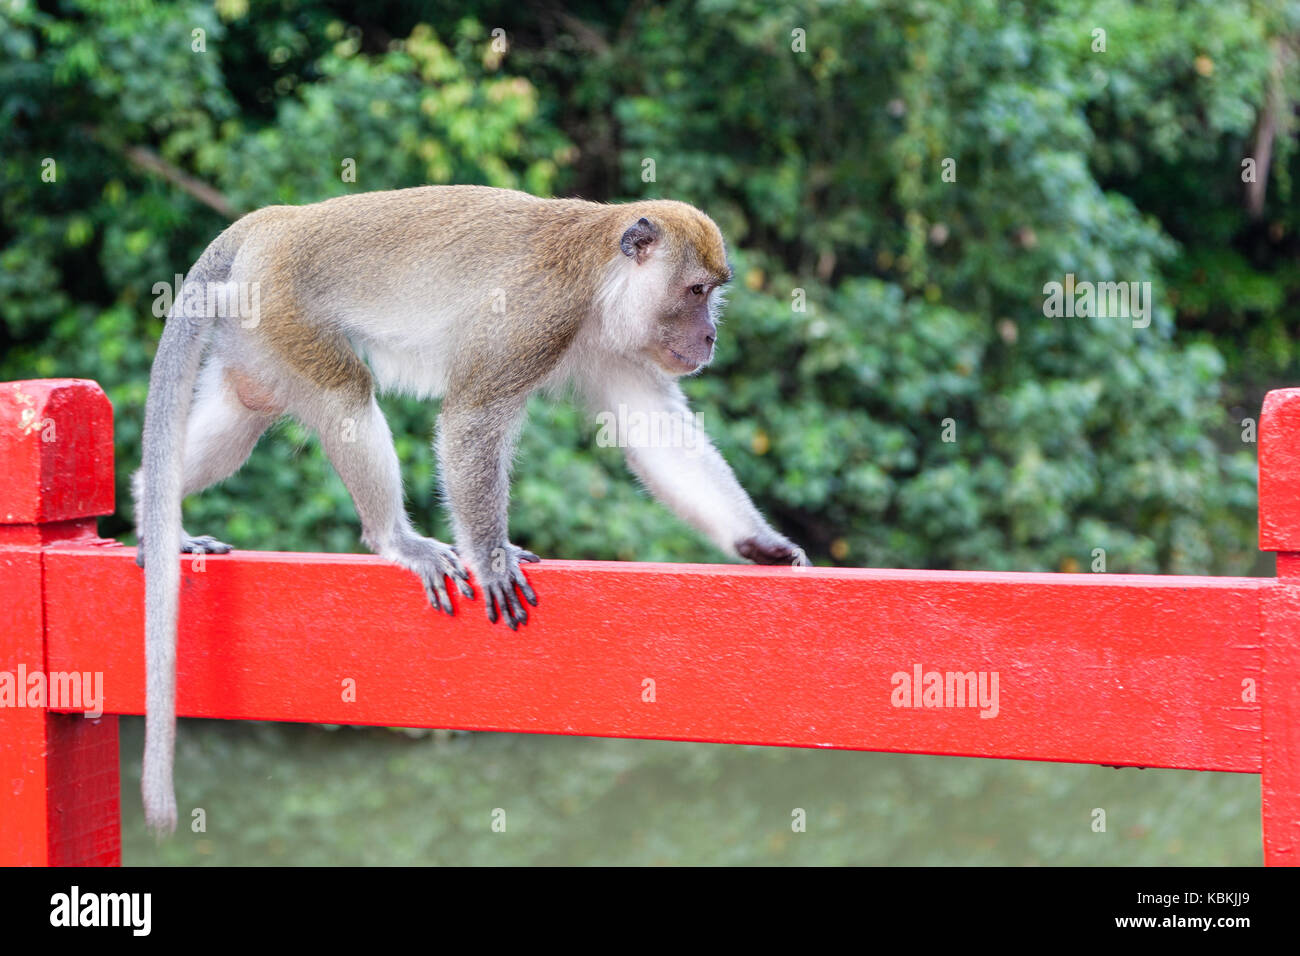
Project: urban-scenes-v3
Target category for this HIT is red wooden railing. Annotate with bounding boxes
[2,378,1298,865]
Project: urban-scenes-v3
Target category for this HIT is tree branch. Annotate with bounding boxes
[83,126,240,220]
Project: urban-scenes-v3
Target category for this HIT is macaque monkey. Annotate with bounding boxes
[134,185,809,832]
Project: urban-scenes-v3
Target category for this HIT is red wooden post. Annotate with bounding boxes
[1259,388,1300,866]
[0,379,121,865]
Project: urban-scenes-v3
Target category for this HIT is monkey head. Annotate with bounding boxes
[615,205,733,377]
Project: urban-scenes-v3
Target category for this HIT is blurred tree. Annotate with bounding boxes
[3,0,1295,578]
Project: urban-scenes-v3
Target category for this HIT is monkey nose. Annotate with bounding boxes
[704,333,715,347]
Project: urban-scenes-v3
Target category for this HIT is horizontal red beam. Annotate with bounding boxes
[45,544,1263,773]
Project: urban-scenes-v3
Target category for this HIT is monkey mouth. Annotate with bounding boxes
[664,347,708,374]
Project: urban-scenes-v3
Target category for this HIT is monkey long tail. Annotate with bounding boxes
[139,237,234,835]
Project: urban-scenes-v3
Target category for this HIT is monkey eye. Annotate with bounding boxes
[690,284,706,296]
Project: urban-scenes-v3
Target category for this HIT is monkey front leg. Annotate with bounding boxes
[436,400,539,629]
[625,435,809,566]
[598,374,809,566]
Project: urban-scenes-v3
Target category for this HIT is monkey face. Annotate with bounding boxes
[616,208,732,376]
[653,288,719,375]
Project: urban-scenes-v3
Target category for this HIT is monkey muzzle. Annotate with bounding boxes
[660,316,716,374]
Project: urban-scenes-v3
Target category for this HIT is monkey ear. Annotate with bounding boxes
[619,217,660,264]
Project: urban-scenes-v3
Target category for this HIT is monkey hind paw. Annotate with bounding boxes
[399,537,473,616]
[134,533,235,568]
[181,534,233,556]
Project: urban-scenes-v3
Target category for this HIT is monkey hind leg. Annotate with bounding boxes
[134,358,277,566]
[295,392,472,615]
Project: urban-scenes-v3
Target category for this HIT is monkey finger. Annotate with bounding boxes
[791,547,811,567]
[424,576,454,615]
[437,583,455,615]
[496,589,520,631]
[429,588,448,615]
[445,552,469,580]
[514,573,538,606]
[506,588,528,626]
[517,549,541,563]
[490,584,524,628]
[455,576,475,599]
[438,552,469,584]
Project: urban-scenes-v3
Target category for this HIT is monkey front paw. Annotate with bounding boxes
[398,538,474,616]
[134,533,234,568]
[736,533,811,567]
[480,544,540,630]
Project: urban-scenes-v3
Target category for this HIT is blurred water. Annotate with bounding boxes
[119,717,1262,865]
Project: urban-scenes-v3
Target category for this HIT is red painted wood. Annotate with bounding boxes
[1260,388,1300,555]
[1262,581,1300,865]
[0,380,114,528]
[43,715,121,866]
[45,547,1262,773]
[0,379,120,866]
[0,548,53,865]
[1260,388,1300,865]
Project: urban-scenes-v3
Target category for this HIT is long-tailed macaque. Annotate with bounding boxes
[135,185,809,832]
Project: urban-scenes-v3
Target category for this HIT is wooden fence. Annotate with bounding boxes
[1,378,1296,865]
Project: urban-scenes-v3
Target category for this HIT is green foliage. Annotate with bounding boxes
[4,0,1290,576]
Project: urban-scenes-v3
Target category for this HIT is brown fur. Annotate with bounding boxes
[231,187,729,405]
[260,307,374,402]
[628,199,731,281]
